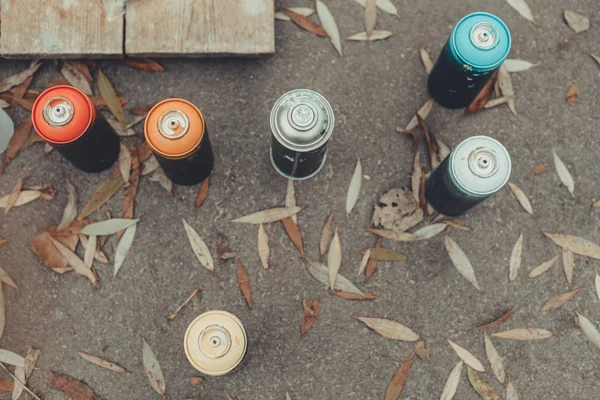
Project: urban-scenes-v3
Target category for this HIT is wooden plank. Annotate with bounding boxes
[125,0,274,56]
[0,0,124,57]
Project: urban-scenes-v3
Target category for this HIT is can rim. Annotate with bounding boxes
[270,89,335,152]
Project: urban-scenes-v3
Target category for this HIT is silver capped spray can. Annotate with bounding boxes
[270,89,335,180]
[425,136,511,216]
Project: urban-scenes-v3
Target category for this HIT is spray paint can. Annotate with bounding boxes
[428,12,511,109]
[184,310,248,376]
[425,136,511,216]
[270,89,335,180]
[32,85,120,172]
[144,99,214,186]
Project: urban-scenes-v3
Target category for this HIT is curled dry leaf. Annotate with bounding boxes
[417,112,439,169]
[357,317,420,342]
[81,218,138,236]
[347,31,392,41]
[114,223,137,277]
[319,212,334,257]
[564,10,589,33]
[528,255,558,278]
[232,206,302,224]
[0,61,41,94]
[57,180,78,231]
[405,98,433,131]
[182,218,214,273]
[195,177,209,208]
[124,58,165,72]
[447,340,485,372]
[420,49,433,75]
[302,258,364,297]
[498,64,516,115]
[465,70,498,114]
[492,328,553,341]
[507,182,532,215]
[562,249,574,288]
[385,353,414,400]
[411,152,421,204]
[506,0,535,23]
[168,289,200,321]
[142,339,166,399]
[509,233,523,282]
[576,313,600,351]
[98,69,126,127]
[365,237,381,278]
[316,1,343,56]
[285,180,297,223]
[365,0,376,36]
[565,84,579,106]
[78,351,127,373]
[440,361,463,400]
[543,232,600,260]
[50,237,99,288]
[335,290,379,300]
[475,305,517,331]
[275,7,314,21]
[328,228,342,289]
[541,288,579,311]
[2,118,33,173]
[49,372,102,400]
[300,297,320,336]
[504,59,539,73]
[282,217,304,256]
[444,236,481,291]
[526,163,547,179]
[280,9,326,37]
[466,367,502,400]
[484,333,505,384]
[61,62,92,95]
[78,169,125,219]
[346,158,362,216]
[237,259,252,308]
[257,224,270,270]
[372,189,423,233]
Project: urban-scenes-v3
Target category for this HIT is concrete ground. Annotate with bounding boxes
[1,0,600,399]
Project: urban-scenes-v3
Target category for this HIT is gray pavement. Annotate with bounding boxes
[1,0,600,399]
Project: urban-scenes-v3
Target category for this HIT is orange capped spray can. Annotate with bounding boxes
[144,99,214,185]
[32,85,120,173]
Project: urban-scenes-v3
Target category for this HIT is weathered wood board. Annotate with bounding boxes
[0,0,125,57]
[125,0,275,56]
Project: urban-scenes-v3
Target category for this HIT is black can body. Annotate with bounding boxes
[427,43,496,109]
[270,136,327,179]
[50,113,120,173]
[156,130,214,186]
[425,155,487,216]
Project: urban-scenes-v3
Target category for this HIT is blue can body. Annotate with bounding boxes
[428,12,511,109]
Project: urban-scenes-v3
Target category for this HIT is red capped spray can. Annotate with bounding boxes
[144,99,214,186]
[32,86,120,172]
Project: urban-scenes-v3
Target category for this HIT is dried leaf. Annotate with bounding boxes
[357,317,420,342]
[368,228,421,242]
[142,339,166,398]
[217,235,234,264]
[232,206,302,224]
[237,259,252,308]
[417,112,440,169]
[0,350,24,367]
[576,313,600,351]
[195,178,209,208]
[44,143,53,154]
[30,231,70,272]
[405,98,433,131]
[509,233,523,282]
[440,361,463,400]
[189,377,204,385]
[504,59,540,73]
[316,0,343,56]
[91,96,129,110]
[484,333,505,384]
[506,182,532,215]
[284,180,297,223]
[483,95,513,108]
[353,0,399,16]
[78,169,125,219]
[49,372,101,400]
[130,104,155,116]
[526,163,547,179]
[98,69,126,127]
[328,228,342,290]
[411,152,421,204]
[182,218,214,273]
[149,169,172,195]
[346,158,362,216]
[124,58,165,72]
[57,180,78,231]
[365,0,377,36]
[420,49,433,74]
[0,100,9,108]
[506,380,519,400]
[565,83,579,105]
[385,353,414,400]
[78,351,127,373]
[0,62,41,94]
[466,71,498,114]
[356,248,371,276]
[347,31,392,41]
[506,0,535,23]
[41,77,70,88]
[275,7,315,21]
[118,144,132,183]
[168,289,200,321]
[541,288,579,311]
[122,144,141,222]
[335,290,379,300]
[0,266,17,290]
[50,237,99,288]
[544,232,600,260]
[413,340,431,362]
[11,365,25,400]
[81,219,138,236]
[528,255,559,278]
[365,238,381,278]
[361,247,405,261]
[300,297,320,336]
[142,156,160,176]
[282,217,304,256]
[4,177,26,216]
[596,271,600,303]
[445,221,471,232]
[492,328,553,340]
[303,258,364,296]
[444,236,481,291]
[0,380,14,392]
[562,249,574,288]
[447,340,485,372]
[564,10,589,33]
[257,224,270,270]
[114,223,136,277]
[3,118,33,173]
[71,61,93,81]
[498,64,516,115]
[475,305,517,331]
[280,9,327,37]
[466,367,501,400]
[83,234,97,268]
[372,189,423,233]
[61,62,92,95]
[412,223,447,240]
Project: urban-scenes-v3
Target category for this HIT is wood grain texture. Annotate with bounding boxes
[125,0,275,56]
[0,0,125,57]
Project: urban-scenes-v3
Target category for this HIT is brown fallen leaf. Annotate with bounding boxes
[2,118,33,173]
[417,113,439,169]
[137,142,153,164]
[50,237,100,288]
[566,84,579,105]
[30,226,82,272]
[195,178,209,208]
[168,289,200,321]
[541,288,579,311]
[543,232,600,260]
[414,340,431,362]
[526,163,547,179]
[467,367,502,400]
[237,259,252,308]
[42,77,70,88]
[319,212,334,257]
[365,237,382,278]
[300,297,320,336]
[130,104,155,116]
[79,169,125,219]
[4,177,27,215]
[360,247,406,261]
[411,151,421,204]
[444,221,471,232]
[70,61,93,81]
[124,58,165,72]
[334,290,379,300]
[217,234,235,264]
[465,70,498,114]
[122,144,141,221]
[492,328,553,340]
[49,371,102,400]
[0,379,13,392]
[10,75,34,112]
[189,377,204,385]
[98,69,126,127]
[0,61,41,94]
[385,352,414,400]
[281,217,304,256]
[61,62,92,95]
[77,351,127,373]
[405,98,433,131]
[280,8,327,37]
[90,96,129,109]
[358,317,420,342]
[475,305,517,331]
[419,172,428,211]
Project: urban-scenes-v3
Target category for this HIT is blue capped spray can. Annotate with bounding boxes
[428,12,511,109]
